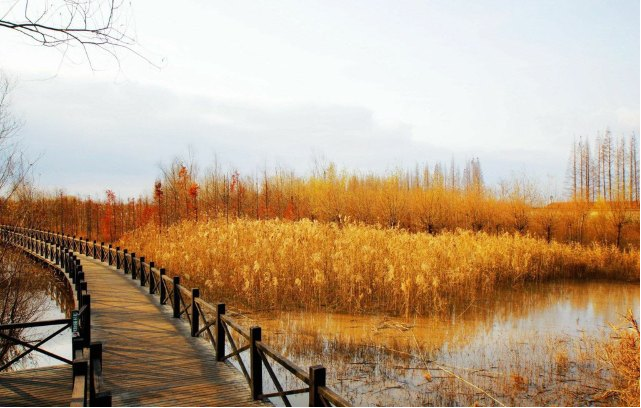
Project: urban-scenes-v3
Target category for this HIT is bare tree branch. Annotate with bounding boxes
[1,0,158,68]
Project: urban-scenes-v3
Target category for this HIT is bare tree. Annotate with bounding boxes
[0,1,150,67]
[0,74,32,217]
[604,130,613,201]
[630,133,639,203]
[583,138,591,202]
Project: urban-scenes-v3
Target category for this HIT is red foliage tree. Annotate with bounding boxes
[154,180,163,227]
[188,182,199,219]
[100,190,116,242]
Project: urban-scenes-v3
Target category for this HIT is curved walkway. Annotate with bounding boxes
[77,253,269,406]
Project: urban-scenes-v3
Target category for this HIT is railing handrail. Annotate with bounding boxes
[0,318,71,331]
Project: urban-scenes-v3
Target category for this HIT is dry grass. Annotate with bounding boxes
[117,218,639,316]
[245,310,636,406]
[554,349,570,375]
[598,310,640,407]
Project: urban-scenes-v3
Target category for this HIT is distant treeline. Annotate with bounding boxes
[568,131,639,202]
[4,133,640,248]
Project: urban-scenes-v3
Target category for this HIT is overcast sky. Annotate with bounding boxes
[1,0,638,198]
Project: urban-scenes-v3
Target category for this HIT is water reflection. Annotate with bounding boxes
[243,280,639,406]
[0,253,74,371]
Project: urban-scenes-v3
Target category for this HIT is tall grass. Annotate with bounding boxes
[599,310,640,406]
[117,218,639,316]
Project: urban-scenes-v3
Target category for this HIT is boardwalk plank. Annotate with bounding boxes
[0,365,71,406]
[77,254,269,407]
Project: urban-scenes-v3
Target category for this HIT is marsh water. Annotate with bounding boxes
[232,280,639,406]
[6,263,637,405]
[2,271,74,371]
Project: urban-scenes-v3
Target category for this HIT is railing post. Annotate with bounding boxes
[215,303,226,361]
[75,270,84,289]
[73,264,82,284]
[191,288,200,336]
[72,358,88,407]
[159,269,167,303]
[309,365,326,407]
[90,341,102,363]
[149,262,155,294]
[93,240,97,259]
[139,256,146,286]
[76,277,86,304]
[72,336,84,359]
[172,277,180,318]
[123,249,129,274]
[108,244,112,265]
[67,252,73,277]
[250,326,263,400]
[95,392,112,406]
[116,247,121,269]
[82,294,91,347]
[73,355,88,375]
[130,253,136,279]
[89,342,102,404]
[75,259,81,281]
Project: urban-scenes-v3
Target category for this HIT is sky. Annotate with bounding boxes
[0,0,638,198]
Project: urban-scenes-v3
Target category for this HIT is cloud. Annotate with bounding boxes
[15,78,576,197]
[615,107,640,131]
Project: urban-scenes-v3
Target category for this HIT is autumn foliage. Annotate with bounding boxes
[2,134,638,253]
[117,218,639,316]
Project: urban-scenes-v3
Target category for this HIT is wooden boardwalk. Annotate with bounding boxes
[0,365,71,406]
[76,253,270,407]
[1,226,349,407]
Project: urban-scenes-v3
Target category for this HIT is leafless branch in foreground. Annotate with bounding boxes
[1,0,157,68]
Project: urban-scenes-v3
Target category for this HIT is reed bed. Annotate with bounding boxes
[599,310,640,406]
[117,218,639,316]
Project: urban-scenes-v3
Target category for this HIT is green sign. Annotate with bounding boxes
[72,310,79,336]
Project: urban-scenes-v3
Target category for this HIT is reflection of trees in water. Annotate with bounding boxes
[245,280,638,406]
[0,245,74,369]
[253,280,639,362]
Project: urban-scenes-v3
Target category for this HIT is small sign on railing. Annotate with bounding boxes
[72,310,79,336]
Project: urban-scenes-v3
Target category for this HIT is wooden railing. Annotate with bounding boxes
[0,227,112,407]
[2,225,350,407]
[0,318,73,370]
